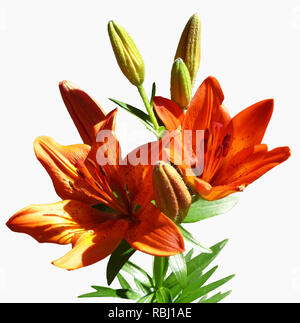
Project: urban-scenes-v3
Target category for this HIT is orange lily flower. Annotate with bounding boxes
[7,83,184,270]
[153,76,291,200]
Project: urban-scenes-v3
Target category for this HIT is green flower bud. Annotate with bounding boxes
[152,161,192,224]
[108,20,145,86]
[171,58,192,110]
[175,13,201,85]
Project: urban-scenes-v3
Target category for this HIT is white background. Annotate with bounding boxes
[0,0,299,303]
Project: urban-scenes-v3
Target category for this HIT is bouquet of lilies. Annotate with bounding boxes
[7,14,290,303]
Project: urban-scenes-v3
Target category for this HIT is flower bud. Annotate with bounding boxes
[152,161,192,224]
[170,58,192,110]
[175,13,201,85]
[108,20,145,86]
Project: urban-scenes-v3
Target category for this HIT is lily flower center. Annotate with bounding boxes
[201,122,231,182]
[73,158,130,217]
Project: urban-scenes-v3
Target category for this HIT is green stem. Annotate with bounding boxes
[137,85,159,131]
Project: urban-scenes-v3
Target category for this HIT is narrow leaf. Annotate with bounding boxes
[187,239,228,274]
[117,273,131,290]
[78,286,141,300]
[107,239,135,285]
[198,294,208,302]
[150,82,156,106]
[168,253,187,289]
[179,225,212,253]
[110,98,152,123]
[194,275,235,301]
[175,266,218,303]
[155,287,172,303]
[153,256,168,289]
[109,98,156,134]
[134,278,151,294]
[137,293,155,303]
[164,239,228,298]
[184,195,239,223]
[185,249,194,262]
[199,290,232,303]
[122,261,153,288]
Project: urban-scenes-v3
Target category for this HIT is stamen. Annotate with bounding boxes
[214,145,223,159]
[201,123,226,182]
[223,141,230,157]
[204,128,210,154]
[222,133,231,145]
[76,169,85,178]
[222,133,231,157]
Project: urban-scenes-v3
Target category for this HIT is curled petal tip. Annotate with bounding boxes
[59,80,106,145]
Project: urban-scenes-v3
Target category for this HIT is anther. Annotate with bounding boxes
[204,128,210,154]
[222,133,231,145]
[76,169,85,178]
[215,145,223,159]
[222,133,231,157]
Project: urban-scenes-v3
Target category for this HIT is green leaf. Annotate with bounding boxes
[187,239,228,275]
[175,266,218,303]
[107,240,135,285]
[198,294,208,302]
[110,98,156,133]
[134,278,151,294]
[179,225,212,253]
[137,293,155,303]
[153,256,168,289]
[164,239,228,298]
[198,290,232,303]
[185,249,194,262]
[150,82,156,107]
[168,253,187,289]
[122,261,153,288]
[78,286,141,300]
[117,273,131,289]
[155,287,172,303]
[195,275,234,301]
[184,195,239,223]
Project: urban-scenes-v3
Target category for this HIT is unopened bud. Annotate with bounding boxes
[175,13,201,85]
[152,162,192,224]
[108,20,145,86]
[170,58,192,110]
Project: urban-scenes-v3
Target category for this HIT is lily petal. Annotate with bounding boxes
[211,104,231,128]
[153,96,184,131]
[227,146,291,185]
[59,81,106,145]
[87,109,122,194]
[204,146,291,200]
[6,200,116,244]
[213,144,269,185]
[52,219,128,270]
[34,136,101,204]
[224,99,274,161]
[125,204,185,256]
[122,140,161,207]
[183,76,224,131]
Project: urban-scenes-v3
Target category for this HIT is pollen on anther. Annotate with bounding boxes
[215,145,223,159]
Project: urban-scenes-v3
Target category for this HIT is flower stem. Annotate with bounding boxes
[137,85,159,131]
